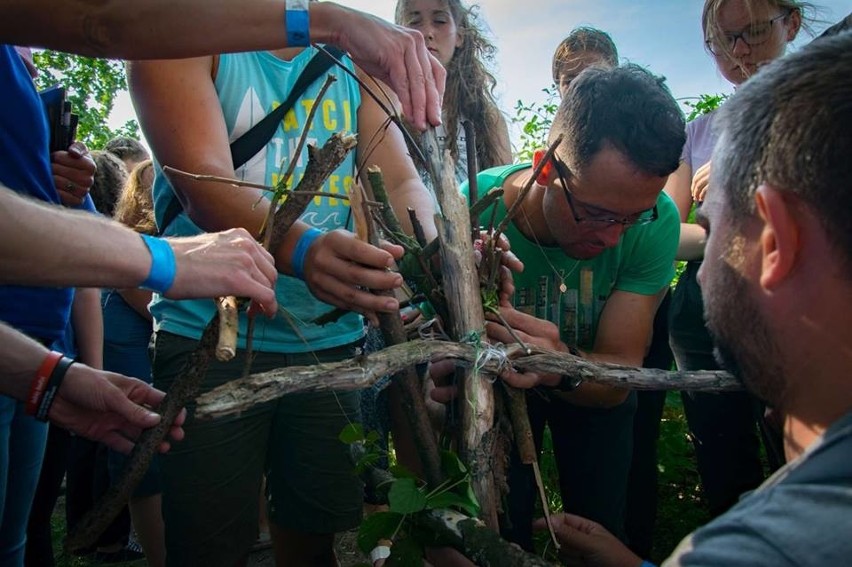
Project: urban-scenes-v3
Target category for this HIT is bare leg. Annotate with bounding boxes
[129,494,166,567]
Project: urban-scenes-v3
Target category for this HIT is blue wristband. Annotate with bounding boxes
[640,561,657,567]
[140,234,177,293]
[291,227,323,280]
[285,0,310,47]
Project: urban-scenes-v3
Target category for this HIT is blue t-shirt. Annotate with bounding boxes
[0,44,73,342]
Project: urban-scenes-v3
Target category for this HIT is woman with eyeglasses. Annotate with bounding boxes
[664,0,810,519]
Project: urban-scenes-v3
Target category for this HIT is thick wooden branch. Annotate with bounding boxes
[194,339,740,419]
[363,170,444,488]
[267,133,358,252]
[67,314,221,552]
[418,509,556,567]
[423,128,498,528]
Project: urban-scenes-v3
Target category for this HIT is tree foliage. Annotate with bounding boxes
[511,86,559,162]
[32,51,138,149]
[680,93,728,122]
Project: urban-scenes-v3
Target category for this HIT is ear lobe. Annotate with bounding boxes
[755,185,799,290]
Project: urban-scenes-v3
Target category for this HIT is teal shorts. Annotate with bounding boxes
[152,332,363,567]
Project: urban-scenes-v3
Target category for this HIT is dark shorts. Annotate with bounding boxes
[152,332,363,567]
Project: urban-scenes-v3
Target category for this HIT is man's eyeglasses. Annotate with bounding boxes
[552,157,658,227]
[705,12,790,56]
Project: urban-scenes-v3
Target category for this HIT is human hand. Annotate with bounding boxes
[485,304,566,389]
[49,363,186,455]
[51,141,95,207]
[691,161,711,203]
[330,4,445,130]
[534,514,643,567]
[473,231,524,305]
[428,358,457,404]
[303,229,405,326]
[164,228,278,316]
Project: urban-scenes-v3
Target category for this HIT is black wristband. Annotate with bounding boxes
[35,356,75,422]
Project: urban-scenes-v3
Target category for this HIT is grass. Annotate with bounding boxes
[49,393,708,566]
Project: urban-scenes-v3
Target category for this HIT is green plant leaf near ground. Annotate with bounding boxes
[388,478,428,515]
[357,511,404,554]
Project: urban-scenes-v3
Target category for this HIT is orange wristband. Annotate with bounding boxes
[27,351,63,416]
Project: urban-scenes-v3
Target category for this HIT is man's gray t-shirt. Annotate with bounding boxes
[664,411,852,566]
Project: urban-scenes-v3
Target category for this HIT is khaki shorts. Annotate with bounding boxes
[152,332,363,567]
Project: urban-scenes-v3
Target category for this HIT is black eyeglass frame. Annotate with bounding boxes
[704,11,791,56]
[551,156,659,227]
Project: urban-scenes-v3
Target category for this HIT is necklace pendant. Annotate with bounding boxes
[559,283,568,293]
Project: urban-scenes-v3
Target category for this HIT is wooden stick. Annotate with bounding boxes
[215,296,238,361]
[194,339,740,419]
[162,166,350,202]
[66,314,222,552]
[493,135,562,242]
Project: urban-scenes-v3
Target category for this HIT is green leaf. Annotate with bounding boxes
[355,452,381,474]
[365,430,381,444]
[388,478,427,515]
[425,490,480,517]
[440,450,468,479]
[357,511,403,554]
[339,422,365,444]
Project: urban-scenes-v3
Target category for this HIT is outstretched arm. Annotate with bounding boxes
[128,56,404,320]
[0,187,278,314]
[4,0,444,129]
[0,322,184,454]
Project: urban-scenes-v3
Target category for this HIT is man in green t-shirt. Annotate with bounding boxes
[462,64,685,548]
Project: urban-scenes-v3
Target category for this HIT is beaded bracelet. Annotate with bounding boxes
[140,234,177,294]
[285,0,310,47]
[292,227,323,280]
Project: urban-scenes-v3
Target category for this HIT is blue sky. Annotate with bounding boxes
[346,0,849,142]
[112,0,850,150]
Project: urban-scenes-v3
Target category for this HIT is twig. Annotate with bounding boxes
[162,166,349,202]
[263,74,337,249]
[493,135,563,242]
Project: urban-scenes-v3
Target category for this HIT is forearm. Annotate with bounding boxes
[676,223,707,261]
[6,1,352,60]
[0,189,150,288]
[551,348,636,408]
[71,288,103,369]
[388,179,439,242]
[0,322,52,402]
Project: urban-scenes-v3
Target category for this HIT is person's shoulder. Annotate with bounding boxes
[686,110,719,139]
[462,163,529,196]
[672,476,852,567]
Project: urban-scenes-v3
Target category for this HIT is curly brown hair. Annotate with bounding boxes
[395,0,507,169]
[114,160,156,235]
